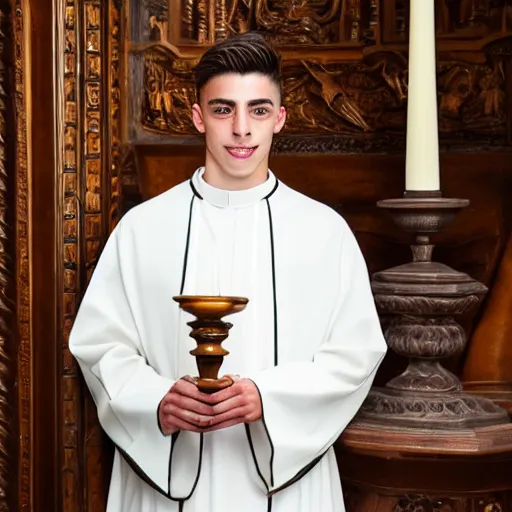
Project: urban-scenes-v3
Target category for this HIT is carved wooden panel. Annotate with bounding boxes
[109,0,122,232]
[61,0,82,510]
[124,0,512,152]
[58,0,119,510]
[138,0,512,46]
[343,488,512,512]
[0,1,16,510]
[13,0,31,509]
[46,1,512,511]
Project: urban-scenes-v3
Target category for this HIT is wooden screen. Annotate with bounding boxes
[4,1,512,511]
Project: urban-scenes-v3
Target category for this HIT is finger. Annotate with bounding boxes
[204,418,244,433]
[212,396,242,415]
[164,405,214,429]
[161,415,204,434]
[210,406,248,426]
[208,383,242,404]
[181,375,196,385]
[173,379,213,402]
[166,395,215,416]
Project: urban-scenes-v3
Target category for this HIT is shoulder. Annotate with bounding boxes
[117,180,192,233]
[273,180,350,233]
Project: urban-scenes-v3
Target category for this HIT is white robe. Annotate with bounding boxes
[69,168,387,512]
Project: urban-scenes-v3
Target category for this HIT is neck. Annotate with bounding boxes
[203,154,269,191]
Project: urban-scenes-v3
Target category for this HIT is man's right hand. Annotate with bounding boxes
[158,377,215,435]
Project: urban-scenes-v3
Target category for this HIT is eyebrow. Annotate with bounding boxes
[207,98,274,107]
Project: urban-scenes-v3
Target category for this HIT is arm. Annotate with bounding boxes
[243,226,386,494]
[69,219,205,497]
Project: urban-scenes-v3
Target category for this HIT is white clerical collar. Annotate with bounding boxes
[191,167,278,208]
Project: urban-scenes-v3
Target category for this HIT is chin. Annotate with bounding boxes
[219,164,266,188]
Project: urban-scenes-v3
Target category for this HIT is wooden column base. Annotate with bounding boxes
[336,421,512,511]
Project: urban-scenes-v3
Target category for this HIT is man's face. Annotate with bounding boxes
[192,72,286,190]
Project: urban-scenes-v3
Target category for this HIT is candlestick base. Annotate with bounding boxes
[192,376,234,394]
[404,189,442,198]
[358,196,510,429]
[359,389,508,430]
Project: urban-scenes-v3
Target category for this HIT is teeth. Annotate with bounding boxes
[229,147,253,154]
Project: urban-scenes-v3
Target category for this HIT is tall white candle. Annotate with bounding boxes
[405,0,440,192]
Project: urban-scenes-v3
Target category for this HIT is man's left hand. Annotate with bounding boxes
[205,377,262,432]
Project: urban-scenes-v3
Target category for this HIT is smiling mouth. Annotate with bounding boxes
[225,146,258,159]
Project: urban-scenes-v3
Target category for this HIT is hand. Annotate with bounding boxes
[158,377,215,435]
[205,377,262,432]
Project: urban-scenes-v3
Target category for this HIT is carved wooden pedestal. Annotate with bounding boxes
[336,434,512,512]
[337,197,512,511]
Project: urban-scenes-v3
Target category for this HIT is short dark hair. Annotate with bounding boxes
[193,32,282,100]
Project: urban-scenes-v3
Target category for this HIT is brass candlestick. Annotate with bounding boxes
[173,295,248,394]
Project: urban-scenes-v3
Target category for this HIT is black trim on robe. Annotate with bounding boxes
[189,174,279,202]
[264,178,279,200]
[189,179,203,200]
[119,179,284,510]
[116,438,203,505]
[118,446,171,497]
[244,194,330,505]
[245,399,331,500]
[117,180,323,510]
[167,431,204,500]
[265,197,278,367]
[117,433,205,507]
[180,194,196,294]
[118,193,204,506]
[268,450,329,497]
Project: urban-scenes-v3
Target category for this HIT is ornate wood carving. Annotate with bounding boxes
[61,0,83,510]
[13,0,30,509]
[343,487,511,512]
[83,1,103,506]
[61,0,123,509]
[82,3,120,510]
[61,0,111,508]
[46,1,512,511]
[118,144,142,217]
[83,2,102,286]
[109,0,122,232]
[126,0,512,152]
[134,0,506,46]
[139,48,507,142]
[0,2,15,511]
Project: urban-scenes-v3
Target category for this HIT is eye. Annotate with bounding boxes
[252,107,270,116]
[212,106,232,115]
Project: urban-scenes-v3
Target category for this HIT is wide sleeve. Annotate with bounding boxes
[69,218,201,498]
[246,225,387,496]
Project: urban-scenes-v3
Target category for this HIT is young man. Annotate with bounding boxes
[69,33,387,512]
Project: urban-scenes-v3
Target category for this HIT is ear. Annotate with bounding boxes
[273,106,287,134]
[192,103,205,134]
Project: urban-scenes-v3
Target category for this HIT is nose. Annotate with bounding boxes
[232,110,250,138]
